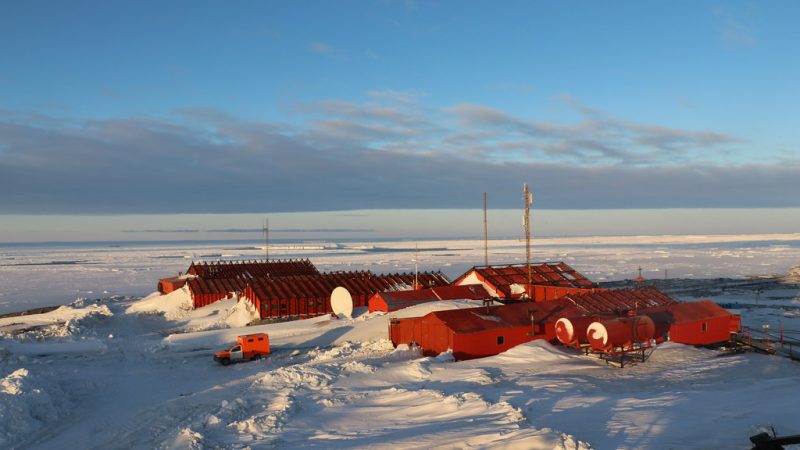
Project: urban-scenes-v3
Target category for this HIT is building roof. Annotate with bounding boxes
[186,259,319,279]
[639,299,732,323]
[560,287,677,315]
[244,271,452,302]
[426,299,584,334]
[186,277,249,297]
[410,287,682,334]
[372,285,491,310]
[455,262,596,297]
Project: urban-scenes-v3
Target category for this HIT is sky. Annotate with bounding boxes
[1,1,799,241]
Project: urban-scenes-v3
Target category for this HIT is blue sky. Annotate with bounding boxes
[1,1,799,240]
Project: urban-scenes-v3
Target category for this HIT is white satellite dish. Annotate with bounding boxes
[330,286,353,318]
[509,283,527,296]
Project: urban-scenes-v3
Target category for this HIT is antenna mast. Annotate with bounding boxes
[262,217,269,261]
[523,183,533,297]
[483,192,489,266]
[414,242,419,289]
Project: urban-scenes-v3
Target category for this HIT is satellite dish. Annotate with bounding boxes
[509,283,526,296]
[330,287,353,318]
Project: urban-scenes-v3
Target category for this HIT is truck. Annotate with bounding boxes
[213,333,270,365]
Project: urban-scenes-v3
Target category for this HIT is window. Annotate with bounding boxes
[702,322,708,332]
[258,338,264,341]
[497,336,505,345]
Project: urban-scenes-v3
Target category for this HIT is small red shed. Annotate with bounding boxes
[368,284,492,313]
[641,300,741,346]
[157,275,192,295]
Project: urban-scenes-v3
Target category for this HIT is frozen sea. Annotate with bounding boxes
[2,233,800,315]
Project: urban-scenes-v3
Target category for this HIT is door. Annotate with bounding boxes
[230,345,244,361]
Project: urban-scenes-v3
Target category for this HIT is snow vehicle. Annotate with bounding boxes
[213,333,270,365]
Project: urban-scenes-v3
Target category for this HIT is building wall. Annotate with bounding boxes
[669,317,733,345]
[389,316,453,356]
[531,285,595,302]
[368,296,389,313]
[451,326,536,360]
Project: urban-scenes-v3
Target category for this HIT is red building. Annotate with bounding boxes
[452,262,600,301]
[389,299,584,360]
[368,285,491,313]
[640,300,741,346]
[242,271,451,320]
[158,259,323,308]
[157,275,192,295]
[389,287,738,361]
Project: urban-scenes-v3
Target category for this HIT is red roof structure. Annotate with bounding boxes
[453,262,598,300]
[242,271,451,319]
[368,285,492,313]
[186,259,319,279]
[560,287,677,315]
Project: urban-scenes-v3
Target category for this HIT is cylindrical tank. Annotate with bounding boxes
[555,316,595,346]
[586,315,656,351]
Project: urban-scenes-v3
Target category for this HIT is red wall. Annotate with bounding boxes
[390,316,560,360]
[668,317,733,345]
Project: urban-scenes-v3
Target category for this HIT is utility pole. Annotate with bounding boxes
[414,242,419,289]
[523,183,533,297]
[483,192,489,267]
[268,217,269,261]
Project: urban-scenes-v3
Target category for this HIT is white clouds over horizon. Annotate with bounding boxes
[0,94,796,215]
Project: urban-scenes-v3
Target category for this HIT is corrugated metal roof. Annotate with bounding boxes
[409,287,677,334]
[244,271,452,303]
[373,285,491,310]
[186,259,319,279]
[640,299,731,322]
[427,299,583,334]
[455,262,596,297]
[560,287,677,315]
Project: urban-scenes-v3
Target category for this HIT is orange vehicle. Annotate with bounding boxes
[213,333,271,365]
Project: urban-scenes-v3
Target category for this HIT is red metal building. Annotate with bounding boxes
[157,275,192,295]
[368,284,492,313]
[390,299,585,360]
[186,277,249,308]
[452,262,599,301]
[242,271,451,320]
[640,300,740,346]
[390,286,739,360]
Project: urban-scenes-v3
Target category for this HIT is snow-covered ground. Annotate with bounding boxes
[2,233,800,314]
[1,235,799,449]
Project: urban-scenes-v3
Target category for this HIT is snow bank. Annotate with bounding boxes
[223,298,259,328]
[0,368,65,448]
[0,301,112,338]
[126,286,192,320]
[162,299,485,352]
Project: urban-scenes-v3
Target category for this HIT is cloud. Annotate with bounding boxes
[712,6,757,48]
[308,42,349,60]
[0,96,795,214]
[446,98,745,165]
[123,228,374,233]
